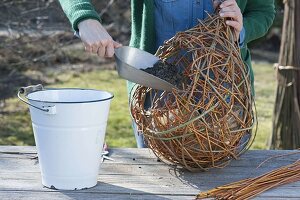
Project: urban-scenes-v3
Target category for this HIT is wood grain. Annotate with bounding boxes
[0,146,299,199]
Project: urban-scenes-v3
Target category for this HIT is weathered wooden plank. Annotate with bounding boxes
[0,151,299,180]
[0,146,37,154]
[1,166,300,187]
[0,192,294,200]
[0,191,297,200]
[0,180,299,199]
[0,151,298,171]
[0,178,199,195]
[0,146,299,199]
[0,191,195,200]
[0,146,157,158]
[2,167,299,185]
[2,168,300,185]
[0,147,298,179]
[0,176,299,197]
[0,146,297,160]
[0,149,299,187]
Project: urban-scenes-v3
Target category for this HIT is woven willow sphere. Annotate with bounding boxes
[130,14,256,171]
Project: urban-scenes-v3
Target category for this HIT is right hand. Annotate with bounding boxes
[78,19,122,58]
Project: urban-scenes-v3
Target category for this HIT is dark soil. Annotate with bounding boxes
[141,60,186,88]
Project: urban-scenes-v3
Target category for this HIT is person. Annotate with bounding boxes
[58,0,275,148]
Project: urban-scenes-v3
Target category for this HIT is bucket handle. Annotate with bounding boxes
[18,84,50,113]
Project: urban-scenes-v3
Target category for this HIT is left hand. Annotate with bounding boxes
[218,0,243,41]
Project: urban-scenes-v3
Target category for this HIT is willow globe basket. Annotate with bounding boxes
[130,14,256,171]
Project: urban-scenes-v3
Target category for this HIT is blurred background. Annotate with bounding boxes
[0,0,283,148]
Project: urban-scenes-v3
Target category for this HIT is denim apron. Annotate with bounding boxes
[133,0,214,148]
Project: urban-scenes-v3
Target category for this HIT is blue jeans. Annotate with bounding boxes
[132,121,146,148]
[131,91,154,148]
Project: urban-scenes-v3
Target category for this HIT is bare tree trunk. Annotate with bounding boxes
[271,0,300,149]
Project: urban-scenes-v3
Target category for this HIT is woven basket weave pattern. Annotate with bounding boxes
[130,14,256,171]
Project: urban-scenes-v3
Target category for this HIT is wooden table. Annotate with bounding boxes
[0,146,299,200]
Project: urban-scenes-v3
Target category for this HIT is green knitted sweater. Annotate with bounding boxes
[58,0,276,93]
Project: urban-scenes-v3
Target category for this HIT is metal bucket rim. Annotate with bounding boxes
[26,88,114,104]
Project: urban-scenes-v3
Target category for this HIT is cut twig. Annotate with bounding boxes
[196,150,300,200]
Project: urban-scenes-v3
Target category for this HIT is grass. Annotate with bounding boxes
[252,62,277,149]
[0,63,276,149]
[0,70,135,147]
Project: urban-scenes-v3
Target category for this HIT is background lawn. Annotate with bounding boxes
[0,62,276,149]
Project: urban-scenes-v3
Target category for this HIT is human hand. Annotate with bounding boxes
[219,0,243,41]
[78,19,122,57]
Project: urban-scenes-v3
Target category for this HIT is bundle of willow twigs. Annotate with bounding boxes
[196,158,300,199]
[130,13,256,171]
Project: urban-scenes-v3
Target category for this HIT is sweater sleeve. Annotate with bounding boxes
[243,0,276,44]
[58,0,101,31]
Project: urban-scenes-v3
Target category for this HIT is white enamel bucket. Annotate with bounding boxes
[18,85,113,190]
